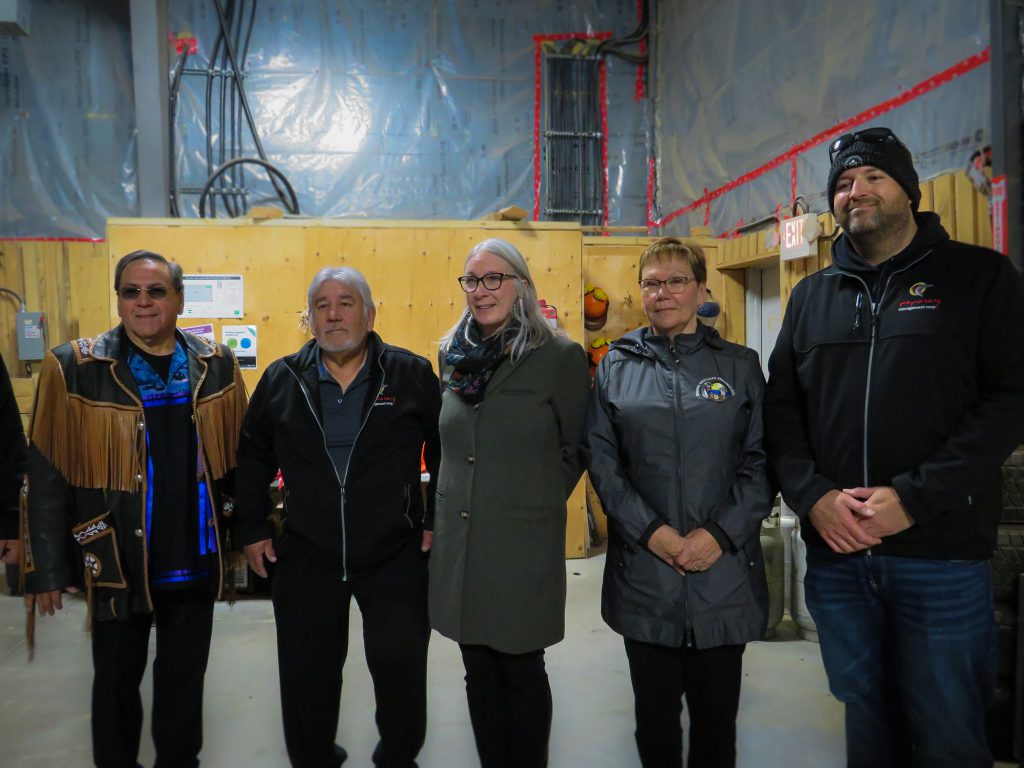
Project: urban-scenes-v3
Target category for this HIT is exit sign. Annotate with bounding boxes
[778,213,821,261]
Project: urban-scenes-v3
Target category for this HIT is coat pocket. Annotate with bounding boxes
[72,513,128,589]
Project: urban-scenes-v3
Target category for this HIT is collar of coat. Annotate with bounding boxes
[610,323,725,359]
[75,325,222,365]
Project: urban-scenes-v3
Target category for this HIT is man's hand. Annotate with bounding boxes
[0,539,20,565]
[675,528,723,573]
[647,525,687,574]
[24,590,63,617]
[808,489,882,554]
[243,539,277,578]
[844,486,914,538]
[420,530,433,553]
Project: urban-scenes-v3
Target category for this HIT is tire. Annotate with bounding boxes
[992,524,1024,604]
[1001,445,1024,523]
[993,601,1017,681]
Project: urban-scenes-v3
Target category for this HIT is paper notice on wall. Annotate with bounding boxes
[181,323,215,343]
[183,275,244,318]
[222,325,257,369]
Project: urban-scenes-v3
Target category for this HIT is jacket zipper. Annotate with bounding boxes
[669,350,696,647]
[338,350,388,573]
[286,366,347,578]
[838,250,932,555]
[287,347,387,582]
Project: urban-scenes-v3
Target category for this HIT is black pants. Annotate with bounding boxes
[91,589,215,768]
[459,644,552,768]
[623,638,745,768]
[272,538,429,768]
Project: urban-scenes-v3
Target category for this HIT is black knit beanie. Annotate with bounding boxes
[827,132,920,214]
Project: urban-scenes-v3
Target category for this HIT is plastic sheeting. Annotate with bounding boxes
[0,0,138,239]
[653,0,990,235]
[168,0,651,223]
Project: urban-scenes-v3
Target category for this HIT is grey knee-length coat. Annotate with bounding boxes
[428,333,590,654]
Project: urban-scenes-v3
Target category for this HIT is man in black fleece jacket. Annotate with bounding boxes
[765,127,1024,768]
[236,266,441,768]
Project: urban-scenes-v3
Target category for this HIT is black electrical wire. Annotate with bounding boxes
[169,0,295,218]
[198,157,299,218]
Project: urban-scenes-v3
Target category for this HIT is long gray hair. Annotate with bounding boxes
[439,238,555,363]
[306,266,375,321]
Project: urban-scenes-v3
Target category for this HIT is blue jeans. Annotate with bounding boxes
[804,552,997,768]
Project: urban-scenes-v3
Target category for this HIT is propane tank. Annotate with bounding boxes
[790,516,818,642]
[760,508,785,638]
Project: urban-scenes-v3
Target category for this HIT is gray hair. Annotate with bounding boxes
[114,250,184,293]
[307,266,375,320]
[439,238,555,363]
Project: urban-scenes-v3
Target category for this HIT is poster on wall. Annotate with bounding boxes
[222,325,257,369]
[183,275,244,318]
[181,323,215,343]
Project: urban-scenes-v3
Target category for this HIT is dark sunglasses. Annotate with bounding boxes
[828,127,908,163]
[117,285,173,300]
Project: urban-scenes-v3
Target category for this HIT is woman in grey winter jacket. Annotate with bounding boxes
[584,237,773,768]
[429,237,590,768]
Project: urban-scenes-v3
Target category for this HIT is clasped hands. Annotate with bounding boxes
[648,525,722,575]
[809,486,914,555]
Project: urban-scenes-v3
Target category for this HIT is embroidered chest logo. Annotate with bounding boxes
[373,384,396,407]
[695,377,734,402]
[898,282,942,312]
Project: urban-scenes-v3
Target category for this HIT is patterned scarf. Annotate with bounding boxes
[445,316,520,403]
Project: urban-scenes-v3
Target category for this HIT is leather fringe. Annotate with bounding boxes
[195,365,247,481]
[29,353,141,492]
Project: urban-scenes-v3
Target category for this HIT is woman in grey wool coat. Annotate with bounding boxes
[428,237,590,768]
[584,237,773,768]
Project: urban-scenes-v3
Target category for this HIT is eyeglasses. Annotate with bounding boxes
[117,285,174,300]
[639,276,697,294]
[458,272,518,292]
[828,127,908,163]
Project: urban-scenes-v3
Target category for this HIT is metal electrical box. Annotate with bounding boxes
[16,311,45,360]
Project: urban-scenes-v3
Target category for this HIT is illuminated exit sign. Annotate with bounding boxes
[778,213,821,261]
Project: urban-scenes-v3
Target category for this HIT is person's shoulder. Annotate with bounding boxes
[936,239,1010,268]
[544,332,585,356]
[379,341,434,371]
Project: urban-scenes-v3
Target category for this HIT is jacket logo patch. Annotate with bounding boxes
[83,552,102,578]
[74,519,109,544]
[908,282,932,297]
[898,283,941,312]
[695,377,734,401]
[373,385,396,407]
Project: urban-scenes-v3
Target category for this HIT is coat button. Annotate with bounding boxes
[460,510,470,519]
[134,529,144,538]
[473,404,480,411]
[466,455,475,464]
[137,420,145,431]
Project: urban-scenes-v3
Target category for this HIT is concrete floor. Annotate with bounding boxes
[0,554,868,767]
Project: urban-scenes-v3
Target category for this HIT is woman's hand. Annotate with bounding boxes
[647,525,688,575]
[675,528,722,573]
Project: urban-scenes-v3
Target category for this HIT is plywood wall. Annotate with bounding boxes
[104,218,594,557]
[1,170,993,556]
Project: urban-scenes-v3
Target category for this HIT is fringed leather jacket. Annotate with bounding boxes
[22,326,247,621]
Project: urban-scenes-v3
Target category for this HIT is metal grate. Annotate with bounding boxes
[542,52,604,226]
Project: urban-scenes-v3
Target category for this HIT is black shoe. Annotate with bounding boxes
[333,744,348,765]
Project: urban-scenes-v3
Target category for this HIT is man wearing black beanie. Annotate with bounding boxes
[765,126,1024,767]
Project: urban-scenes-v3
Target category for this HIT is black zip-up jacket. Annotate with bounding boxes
[234,333,441,580]
[765,213,1024,559]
